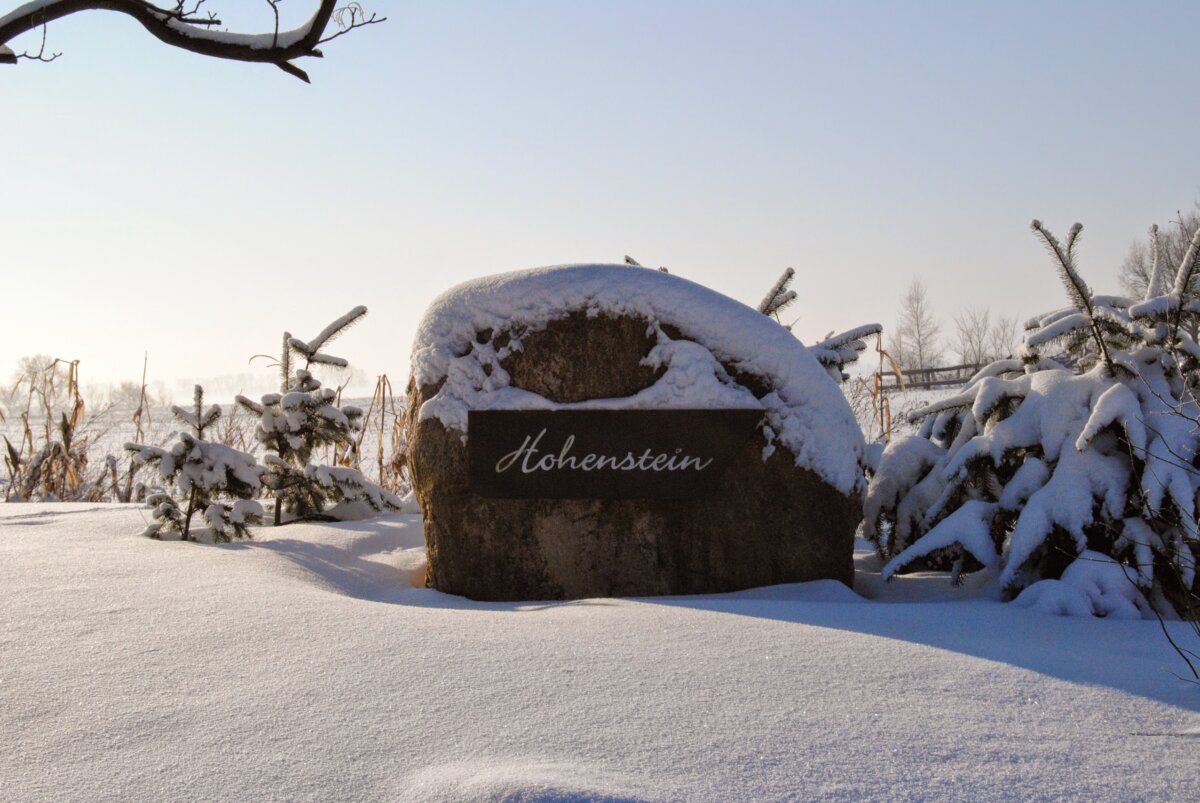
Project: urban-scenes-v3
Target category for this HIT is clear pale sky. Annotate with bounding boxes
[3,1,1199,398]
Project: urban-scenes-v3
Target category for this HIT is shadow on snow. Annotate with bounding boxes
[229,515,1198,710]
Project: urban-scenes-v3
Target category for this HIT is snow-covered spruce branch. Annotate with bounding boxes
[1030,220,1114,373]
[288,304,367,368]
[808,324,882,383]
[814,323,883,351]
[0,1,385,81]
[1146,224,1169,298]
[757,267,797,319]
[1168,224,1200,347]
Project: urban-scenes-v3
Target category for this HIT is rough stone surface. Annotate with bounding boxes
[503,311,662,403]
[406,312,861,601]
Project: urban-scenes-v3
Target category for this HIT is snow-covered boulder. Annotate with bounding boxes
[405,265,865,601]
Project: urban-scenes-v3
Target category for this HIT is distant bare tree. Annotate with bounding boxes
[988,315,1019,359]
[890,279,942,371]
[106,381,158,411]
[953,307,991,365]
[953,307,1020,367]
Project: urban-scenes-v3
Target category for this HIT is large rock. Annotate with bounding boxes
[405,265,864,601]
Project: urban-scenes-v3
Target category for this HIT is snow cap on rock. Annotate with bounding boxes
[410,264,865,494]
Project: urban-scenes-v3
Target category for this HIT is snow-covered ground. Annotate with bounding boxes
[2,505,1196,801]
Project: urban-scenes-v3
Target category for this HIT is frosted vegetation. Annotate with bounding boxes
[126,385,264,541]
[233,306,402,526]
[865,219,1200,632]
[2,309,406,538]
[3,239,1199,636]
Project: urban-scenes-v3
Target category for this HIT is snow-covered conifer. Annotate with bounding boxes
[864,221,1200,619]
[237,307,401,524]
[125,385,263,542]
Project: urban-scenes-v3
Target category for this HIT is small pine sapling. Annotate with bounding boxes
[237,307,403,524]
[126,385,264,542]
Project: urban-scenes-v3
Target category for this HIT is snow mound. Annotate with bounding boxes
[723,578,867,604]
[251,515,430,602]
[410,265,864,494]
[1014,551,1154,620]
[398,759,659,803]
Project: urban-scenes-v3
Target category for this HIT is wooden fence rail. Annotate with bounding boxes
[877,363,984,393]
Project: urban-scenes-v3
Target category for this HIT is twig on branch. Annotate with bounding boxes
[319,2,383,46]
[16,24,60,62]
[0,0,385,81]
[265,0,280,49]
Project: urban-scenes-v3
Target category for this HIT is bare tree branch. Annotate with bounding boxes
[0,1,385,81]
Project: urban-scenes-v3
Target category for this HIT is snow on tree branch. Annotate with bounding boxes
[289,304,367,366]
[1145,224,1168,300]
[813,323,883,351]
[1170,222,1200,298]
[757,267,796,319]
[0,1,385,81]
[864,218,1200,629]
[1031,220,1093,314]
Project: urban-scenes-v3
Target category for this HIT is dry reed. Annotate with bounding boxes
[354,374,408,493]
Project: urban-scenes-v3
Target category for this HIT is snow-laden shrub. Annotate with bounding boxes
[126,385,263,542]
[864,220,1200,618]
[237,307,402,523]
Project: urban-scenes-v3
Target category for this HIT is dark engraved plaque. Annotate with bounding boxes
[468,409,763,499]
